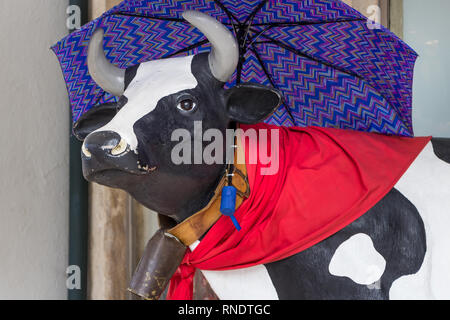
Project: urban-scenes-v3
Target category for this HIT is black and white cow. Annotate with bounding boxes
[75,11,450,300]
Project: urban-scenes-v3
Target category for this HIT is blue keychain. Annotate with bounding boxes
[220,186,242,231]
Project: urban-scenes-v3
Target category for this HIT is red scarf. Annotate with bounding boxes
[168,124,431,300]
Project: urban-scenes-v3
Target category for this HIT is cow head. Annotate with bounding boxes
[75,11,282,222]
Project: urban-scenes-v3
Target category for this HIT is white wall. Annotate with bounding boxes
[0,0,69,299]
[404,0,450,138]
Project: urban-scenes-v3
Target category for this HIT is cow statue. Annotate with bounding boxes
[74,11,450,300]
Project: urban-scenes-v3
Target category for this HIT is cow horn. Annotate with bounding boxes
[183,11,239,83]
[87,28,125,96]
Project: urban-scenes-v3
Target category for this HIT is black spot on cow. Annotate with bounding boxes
[73,102,119,141]
[265,188,426,300]
[125,63,140,90]
[431,138,450,164]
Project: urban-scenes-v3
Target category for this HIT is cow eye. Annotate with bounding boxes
[177,98,197,112]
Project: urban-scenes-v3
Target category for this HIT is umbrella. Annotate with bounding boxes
[52,0,418,136]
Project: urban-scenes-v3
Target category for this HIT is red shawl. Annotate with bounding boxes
[168,124,431,300]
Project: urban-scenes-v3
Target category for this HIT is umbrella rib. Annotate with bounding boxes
[165,39,209,58]
[246,19,366,46]
[250,45,296,125]
[113,12,236,26]
[258,34,363,80]
[236,57,243,85]
[250,18,366,27]
[113,12,186,22]
[213,0,240,24]
[92,90,110,109]
[243,0,269,25]
[93,92,105,107]
[255,36,409,132]
[241,0,269,53]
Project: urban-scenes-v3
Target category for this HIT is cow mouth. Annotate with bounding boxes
[84,166,157,182]
[81,145,158,183]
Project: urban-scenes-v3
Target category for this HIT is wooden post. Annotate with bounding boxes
[88,184,131,300]
[390,0,404,39]
[342,0,390,29]
[89,0,122,19]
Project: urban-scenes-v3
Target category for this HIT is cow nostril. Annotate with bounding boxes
[82,143,92,158]
[110,138,128,156]
[83,131,129,158]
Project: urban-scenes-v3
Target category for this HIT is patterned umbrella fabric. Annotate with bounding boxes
[52,0,418,136]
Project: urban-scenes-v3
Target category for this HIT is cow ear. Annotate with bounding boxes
[225,83,282,124]
[72,103,118,141]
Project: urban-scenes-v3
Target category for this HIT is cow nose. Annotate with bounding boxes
[83,131,129,158]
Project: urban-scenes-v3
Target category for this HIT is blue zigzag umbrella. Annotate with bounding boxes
[52,0,418,136]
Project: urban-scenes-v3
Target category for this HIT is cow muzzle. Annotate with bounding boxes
[81,130,154,181]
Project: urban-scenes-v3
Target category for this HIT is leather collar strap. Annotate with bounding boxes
[168,135,249,246]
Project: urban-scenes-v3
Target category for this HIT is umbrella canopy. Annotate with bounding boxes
[52,0,418,136]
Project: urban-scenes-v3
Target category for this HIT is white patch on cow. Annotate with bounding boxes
[189,241,279,300]
[328,233,386,286]
[189,240,201,251]
[93,55,197,151]
[390,142,450,300]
